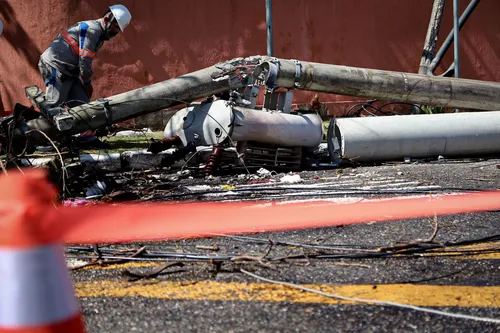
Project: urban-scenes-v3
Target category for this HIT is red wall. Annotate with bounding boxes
[1,0,499,115]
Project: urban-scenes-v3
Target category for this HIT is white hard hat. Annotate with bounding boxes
[0,19,3,37]
[109,4,131,32]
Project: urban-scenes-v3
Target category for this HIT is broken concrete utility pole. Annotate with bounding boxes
[254,58,500,111]
[26,56,263,134]
[418,0,446,75]
[412,0,446,114]
[327,111,500,162]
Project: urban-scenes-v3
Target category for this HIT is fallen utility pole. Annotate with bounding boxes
[26,56,263,134]
[328,111,500,162]
[21,55,500,141]
[254,58,500,111]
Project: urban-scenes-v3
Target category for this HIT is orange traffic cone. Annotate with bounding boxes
[0,169,85,333]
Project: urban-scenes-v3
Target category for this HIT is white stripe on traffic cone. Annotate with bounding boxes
[0,245,83,332]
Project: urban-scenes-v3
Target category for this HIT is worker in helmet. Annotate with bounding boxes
[38,5,131,111]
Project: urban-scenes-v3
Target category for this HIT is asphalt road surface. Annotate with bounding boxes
[67,158,500,332]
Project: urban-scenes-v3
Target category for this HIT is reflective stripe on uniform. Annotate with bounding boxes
[78,22,95,59]
[0,245,79,328]
[61,30,79,56]
[62,25,96,59]
[80,49,96,59]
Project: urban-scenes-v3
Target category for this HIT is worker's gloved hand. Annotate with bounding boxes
[148,139,165,155]
[84,84,94,99]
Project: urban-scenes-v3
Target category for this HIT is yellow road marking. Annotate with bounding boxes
[453,252,500,260]
[459,241,500,250]
[422,251,500,260]
[75,280,500,308]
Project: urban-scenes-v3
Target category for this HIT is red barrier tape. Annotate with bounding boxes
[58,192,500,244]
[1,170,500,247]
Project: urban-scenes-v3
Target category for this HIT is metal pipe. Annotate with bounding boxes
[453,0,461,78]
[429,0,480,74]
[328,111,500,162]
[231,108,323,147]
[266,0,274,56]
[255,58,500,110]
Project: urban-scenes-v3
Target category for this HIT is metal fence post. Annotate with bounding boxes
[266,0,274,56]
[453,0,460,78]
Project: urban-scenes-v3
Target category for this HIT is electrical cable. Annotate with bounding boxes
[145,186,493,201]
[66,233,500,262]
[240,269,500,324]
[345,101,422,117]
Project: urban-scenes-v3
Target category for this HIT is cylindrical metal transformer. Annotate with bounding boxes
[164,100,323,148]
[164,100,234,146]
[329,111,500,162]
[231,108,323,147]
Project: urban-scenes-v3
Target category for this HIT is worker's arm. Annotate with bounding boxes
[78,21,100,88]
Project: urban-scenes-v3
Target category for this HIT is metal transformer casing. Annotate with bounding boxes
[164,100,323,148]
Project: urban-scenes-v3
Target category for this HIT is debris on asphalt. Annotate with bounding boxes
[85,180,107,199]
[101,191,140,202]
[113,128,153,137]
[66,232,500,269]
[280,174,302,183]
[62,199,94,207]
[256,167,272,176]
[195,245,220,251]
[123,262,185,281]
[220,185,236,191]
